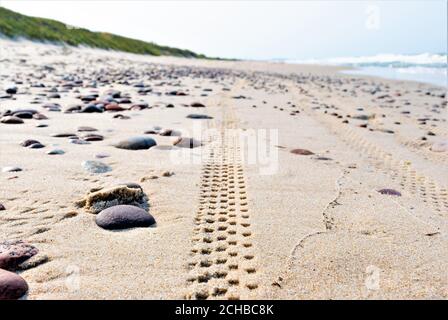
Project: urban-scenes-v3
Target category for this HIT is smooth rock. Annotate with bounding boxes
[159,129,181,137]
[20,139,41,147]
[114,136,157,150]
[28,143,45,149]
[190,102,205,108]
[83,134,104,141]
[95,205,155,230]
[0,240,38,271]
[5,86,17,95]
[81,105,103,113]
[187,114,213,119]
[2,166,22,173]
[77,126,98,132]
[430,141,448,153]
[0,204,4,210]
[0,269,28,300]
[47,149,65,155]
[1,116,24,124]
[51,133,77,138]
[290,148,314,155]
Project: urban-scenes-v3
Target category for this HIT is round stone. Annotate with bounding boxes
[0,203,4,210]
[47,149,65,155]
[0,240,38,271]
[190,102,205,108]
[114,136,157,150]
[13,112,33,119]
[77,126,98,132]
[28,143,45,149]
[96,205,156,230]
[187,114,213,119]
[5,86,17,95]
[83,134,104,141]
[20,139,41,147]
[290,148,314,155]
[0,269,28,300]
[1,116,24,124]
[82,160,112,174]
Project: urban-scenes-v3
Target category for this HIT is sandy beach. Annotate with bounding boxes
[0,39,447,300]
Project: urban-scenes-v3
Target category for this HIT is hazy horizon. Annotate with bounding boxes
[1,0,446,60]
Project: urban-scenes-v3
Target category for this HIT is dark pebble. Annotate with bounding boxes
[95,205,156,230]
[187,114,213,119]
[1,116,24,124]
[114,136,157,150]
[290,148,314,155]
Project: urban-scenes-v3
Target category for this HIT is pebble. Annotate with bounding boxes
[47,149,65,155]
[0,204,4,210]
[82,160,112,174]
[13,112,33,119]
[20,139,41,147]
[114,136,157,150]
[173,137,202,148]
[159,129,181,136]
[5,86,17,95]
[77,126,98,132]
[28,143,45,149]
[190,102,205,108]
[2,166,22,173]
[0,240,38,271]
[81,105,103,113]
[0,116,24,124]
[378,189,402,196]
[290,148,314,155]
[186,114,213,119]
[0,269,28,300]
[51,133,77,138]
[162,171,174,177]
[83,134,104,141]
[71,139,91,145]
[95,205,156,230]
[113,114,130,120]
[95,153,110,159]
[430,141,448,153]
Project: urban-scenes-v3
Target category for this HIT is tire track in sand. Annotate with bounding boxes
[185,83,260,300]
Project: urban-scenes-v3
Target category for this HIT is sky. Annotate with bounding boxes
[1,0,447,60]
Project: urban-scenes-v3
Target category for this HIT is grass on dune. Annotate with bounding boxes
[0,6,206,58]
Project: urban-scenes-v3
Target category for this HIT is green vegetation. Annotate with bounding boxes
[0,6,206,58]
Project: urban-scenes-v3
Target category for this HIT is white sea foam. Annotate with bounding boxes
[286,53,447,68]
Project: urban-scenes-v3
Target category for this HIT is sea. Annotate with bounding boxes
[284,53,447,87]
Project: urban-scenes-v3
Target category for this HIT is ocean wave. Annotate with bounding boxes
[287,53,448,68]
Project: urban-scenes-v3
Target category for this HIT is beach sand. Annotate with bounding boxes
[0,39,447,299]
